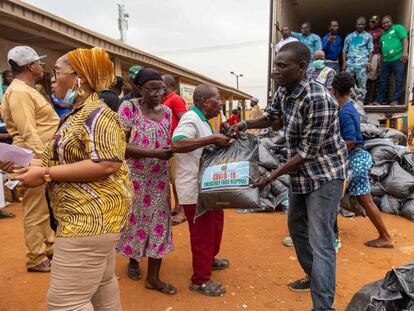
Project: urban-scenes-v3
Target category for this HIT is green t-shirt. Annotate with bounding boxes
[380,24,408,62]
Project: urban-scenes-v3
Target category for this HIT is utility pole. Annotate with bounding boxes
[118,3,129,42]
[230,71,243,90]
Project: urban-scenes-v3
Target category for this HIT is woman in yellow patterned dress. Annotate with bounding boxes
[14,47,132,311]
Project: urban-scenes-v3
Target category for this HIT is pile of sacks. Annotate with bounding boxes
[241,89,414,222]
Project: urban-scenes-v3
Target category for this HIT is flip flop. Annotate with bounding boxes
[172,213,186,226]
[364,240,394,249]
[145,281,177,295]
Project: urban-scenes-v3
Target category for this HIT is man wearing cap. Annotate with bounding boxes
[1,46,59,272]
[247,97,263,135]
[367,15,384,101]
[373,15,408,106]
[119,65,143,105]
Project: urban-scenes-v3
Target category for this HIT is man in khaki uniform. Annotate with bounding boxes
[248,97,263,135]
[1,46,59,272]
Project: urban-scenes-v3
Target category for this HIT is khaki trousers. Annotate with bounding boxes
[22,185,54,268]
[48,233,122,311]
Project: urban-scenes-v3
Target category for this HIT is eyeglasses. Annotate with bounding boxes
[53,69,75,79]
[142,87,166,96]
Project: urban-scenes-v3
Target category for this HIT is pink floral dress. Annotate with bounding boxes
[116,98,173,261]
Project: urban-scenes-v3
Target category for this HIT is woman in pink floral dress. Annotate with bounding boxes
[116,68,176,295]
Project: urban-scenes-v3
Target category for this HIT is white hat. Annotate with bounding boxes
[7,46,47,67]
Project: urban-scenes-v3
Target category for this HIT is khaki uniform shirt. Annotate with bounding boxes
[0,79,59,157]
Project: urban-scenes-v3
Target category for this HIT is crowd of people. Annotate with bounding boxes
[0,16,406,309]
[276,15,409,105]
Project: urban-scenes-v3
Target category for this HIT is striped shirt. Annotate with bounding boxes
[265,76,348,194]
[42,93,133,237]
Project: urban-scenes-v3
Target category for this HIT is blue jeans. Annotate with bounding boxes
[288,179,343,311]
[374,59,405,104]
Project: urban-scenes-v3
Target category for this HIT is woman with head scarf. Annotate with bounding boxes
[116,68,176,295]
[13,47,132,310]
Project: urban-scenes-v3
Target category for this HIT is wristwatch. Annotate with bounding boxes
[44,167,52,183]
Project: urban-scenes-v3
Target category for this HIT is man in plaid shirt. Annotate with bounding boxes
[230,42,347,311]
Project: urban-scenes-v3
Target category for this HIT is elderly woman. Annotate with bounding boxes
[13,47,132,310]
[116,68,176,295]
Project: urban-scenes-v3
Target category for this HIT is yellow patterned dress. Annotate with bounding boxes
[42,93,133,237]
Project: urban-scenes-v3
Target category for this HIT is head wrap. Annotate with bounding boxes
[370,15,380,22]
[133,68,162,86]
[67,47,115,92]
[128,65,143,80]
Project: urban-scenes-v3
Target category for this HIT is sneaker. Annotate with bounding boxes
[282,235,294,247]
[334,238,342,253]
[288,276,310,292]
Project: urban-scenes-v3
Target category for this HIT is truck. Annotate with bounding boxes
[267,0,414,135]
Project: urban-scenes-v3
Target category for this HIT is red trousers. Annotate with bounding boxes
[183,204,224,285]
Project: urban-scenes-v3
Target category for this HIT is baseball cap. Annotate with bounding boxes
[370,16,380,22]
[7,46,47,67]
[128,65,144,80]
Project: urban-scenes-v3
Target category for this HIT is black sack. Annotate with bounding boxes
[346,261,414,311]
[400,200,414,222]
[401,153,414,175]
[383,162,414,199]
[196,132,260,217]
[380,194,402,215]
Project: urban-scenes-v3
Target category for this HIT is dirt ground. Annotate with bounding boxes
[0,203,413,311]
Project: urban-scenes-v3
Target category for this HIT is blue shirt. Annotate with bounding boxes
[291,32,322,58]
[322,33,342,61]
[51,94,71,118]
[343,31,373,68]
[338,101,364,148]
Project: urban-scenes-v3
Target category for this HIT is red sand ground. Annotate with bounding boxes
[1,203,413,311]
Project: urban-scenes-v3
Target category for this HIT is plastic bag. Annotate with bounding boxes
[370,163,391,182]
[401,153,414,175]
[258,144,280,169]
[370,182,386,197]
[382,127,406,144]
[400,200,414,222]
[383,162,414,199]
[369,145,399,164]
[380,194,402,215]
[346,261,414,311]
[364,138,396,150]
[196,132,260,217]
[360,123,383,140]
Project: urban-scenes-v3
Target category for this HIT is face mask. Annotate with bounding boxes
[63,77,80,106]
[313,59,325,69]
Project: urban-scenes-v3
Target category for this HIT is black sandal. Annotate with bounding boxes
[127,262,142,280]
[0,210,15,219]
[189,280,226,297]
[212,258,229,271]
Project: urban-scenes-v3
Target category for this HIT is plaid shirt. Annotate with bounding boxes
[265,75,348,194]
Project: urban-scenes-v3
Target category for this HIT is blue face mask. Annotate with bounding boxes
[63,77,80,106]
[313,59,325,69]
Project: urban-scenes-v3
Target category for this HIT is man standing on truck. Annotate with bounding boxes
[277,22,321,59]
[367,16,384,102]
[307,50,336,93]
[274,24,299,55]
[372,15,409,106]
[230,41,348,311]
[322,20,342,72]
[342,17,374,90]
